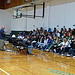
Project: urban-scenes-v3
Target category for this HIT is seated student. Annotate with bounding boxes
[43,36,53,51]
[68,32,72,43]
[53,38,61,53]
[44,30,48,37]
[39,30,44,36]
[31,35,38,48]
[38,36,47,50]
[53,33,57,40]
[22,35,33,54]
[32,30,37,36]
[40,27,44,32]
[53,28,57,33]
[56,30,60,38]
[58,38,71,56]
[48,28,52,33]
[37,36,43,49]
[60,28,64,37]
[47,32,53,39]
[29,31,33,36]
[20,34,24,40]
[23,31,27,38]
[47,37,61,52]
[17,34,24,40]
[63,26,67,33]
[67,28,71,36]
[36,28,39,34]
[62,33,67,38]
[66,36,75,57]
[17,34,21,39]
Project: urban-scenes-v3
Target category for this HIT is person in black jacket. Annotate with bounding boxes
[22,35,33,54]
[31,35,38,48]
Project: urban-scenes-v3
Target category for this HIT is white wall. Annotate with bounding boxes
[11,10,27,31]
[11,17,27,31]
[27,4,49,31]
[0,10,11,34]
[10,1,75,31]
[50,2,75,31]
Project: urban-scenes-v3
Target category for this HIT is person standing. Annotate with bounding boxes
[0,26,8,39]
[0,26,8,50]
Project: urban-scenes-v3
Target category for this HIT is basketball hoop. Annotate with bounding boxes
[11,14,18,19]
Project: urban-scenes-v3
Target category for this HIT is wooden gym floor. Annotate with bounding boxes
[0,48,75,75]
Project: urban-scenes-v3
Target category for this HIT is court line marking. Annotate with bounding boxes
[0,68,10,75]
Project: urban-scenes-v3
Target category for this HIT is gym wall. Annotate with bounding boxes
[0,9,11,34]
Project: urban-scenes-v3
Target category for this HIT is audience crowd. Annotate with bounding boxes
[10,26,75,57]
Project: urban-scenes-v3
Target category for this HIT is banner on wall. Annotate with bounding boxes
[6,0,11,6]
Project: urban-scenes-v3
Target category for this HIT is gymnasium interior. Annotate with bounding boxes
[0,0,75,75]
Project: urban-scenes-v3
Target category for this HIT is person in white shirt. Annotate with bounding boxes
[17,34,24,40]
[58,38,71,56]
[56,30,60,37]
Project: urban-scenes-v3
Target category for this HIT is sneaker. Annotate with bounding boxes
[29,53,33,55]
[66,54,70,57]
[61,54,64,56]
[46,49,49,52]
[7,49,12,52]
[41,49,43,51]
[54,52,57,54]
[56,53,60,55]
[73,56,75,58]
[0,48,5,51]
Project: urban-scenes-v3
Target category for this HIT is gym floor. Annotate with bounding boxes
[0,49,75,75]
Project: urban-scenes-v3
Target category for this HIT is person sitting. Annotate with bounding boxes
[53,27,57,33]
[23,31,27,38]
[31,35,38,48]
[48,28,52,33]
[32,30,37,36]
[56,30,60,38]
[40,27,44,32]
[66,36,75,58]
[37,36,45,50]
[48,37,61,53]
[22,35,33,55]
[43,36,53,51]
[58,38,71,56]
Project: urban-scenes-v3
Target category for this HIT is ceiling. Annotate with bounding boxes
[0,0,51,9]
[1,0,75,9]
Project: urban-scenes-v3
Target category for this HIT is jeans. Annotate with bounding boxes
[38,43,45,48]
[28,45,33,53]
[43,44,50,50]
[59,47,71,54]
[0,39,5,48]
[68,49,75,56]
[32,42,37,48]
[62,47,71,54]
[22,40,33,54]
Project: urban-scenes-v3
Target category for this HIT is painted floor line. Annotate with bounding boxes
[0,68,10,75]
